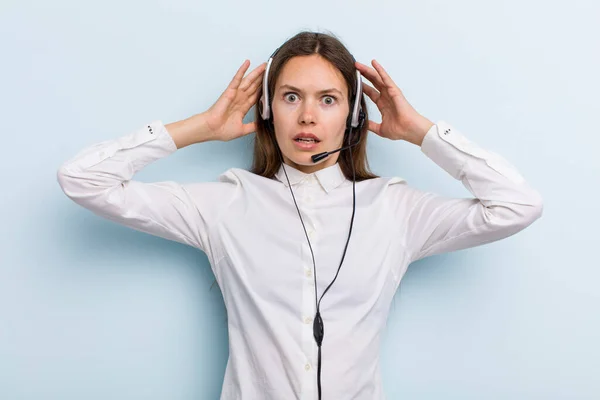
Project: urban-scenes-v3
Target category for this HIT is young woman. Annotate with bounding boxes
[57,31,543,400]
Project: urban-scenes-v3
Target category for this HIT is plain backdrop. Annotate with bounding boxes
[1,0,598,399]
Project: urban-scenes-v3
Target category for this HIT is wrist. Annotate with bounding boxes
[410,117,434,147]
[165,112,213,149]
[187,112,215,143]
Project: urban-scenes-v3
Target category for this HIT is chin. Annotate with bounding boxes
[285,151,334,168]
[287,154,315,166]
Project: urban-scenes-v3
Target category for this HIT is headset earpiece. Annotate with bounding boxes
[357,109,365,130]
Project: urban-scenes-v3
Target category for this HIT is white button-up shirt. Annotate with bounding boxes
[57,120,543,399]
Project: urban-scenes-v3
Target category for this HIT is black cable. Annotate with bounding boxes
[276,125,357,400]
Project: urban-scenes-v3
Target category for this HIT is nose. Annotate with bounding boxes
[299,100,317,125]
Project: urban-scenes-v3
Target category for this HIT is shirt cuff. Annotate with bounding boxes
[420,121,526,184]
[68,120,177,172]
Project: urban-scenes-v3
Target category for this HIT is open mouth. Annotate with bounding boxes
[294,138,320,144]
[293,138,320,149]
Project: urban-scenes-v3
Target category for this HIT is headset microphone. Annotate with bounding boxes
[311,109,365,163]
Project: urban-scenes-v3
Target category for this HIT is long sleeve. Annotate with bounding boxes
[395,121,544,264]
[56,120,237,261]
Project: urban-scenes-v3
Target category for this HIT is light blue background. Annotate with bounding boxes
[1,0,598,399]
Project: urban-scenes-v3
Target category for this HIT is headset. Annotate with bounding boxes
[259,43,366,399]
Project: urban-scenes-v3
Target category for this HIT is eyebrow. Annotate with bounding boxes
[278,84,344,97]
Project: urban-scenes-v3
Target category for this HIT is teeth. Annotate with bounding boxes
[297,138,316,143]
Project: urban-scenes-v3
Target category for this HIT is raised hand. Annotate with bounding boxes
[355,59,433,146]
[204,60,267,142]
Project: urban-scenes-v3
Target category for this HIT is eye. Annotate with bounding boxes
[283,92,298,102]
[323,95,337,105]
[282,92,338,105]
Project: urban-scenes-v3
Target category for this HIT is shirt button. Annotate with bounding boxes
[306,196,314,203]
[304,316,313,324]
[305,363,311,371]
[305,268,312,277]
[308,229,315,239]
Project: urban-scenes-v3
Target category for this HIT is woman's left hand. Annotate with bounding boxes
[355,60,434,146]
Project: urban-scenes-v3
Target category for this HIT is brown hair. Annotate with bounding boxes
[250,30,379,182]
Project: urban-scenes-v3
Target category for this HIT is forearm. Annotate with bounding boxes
[407,120,543,262]
[165,112,214,149]
[56,120,220,251]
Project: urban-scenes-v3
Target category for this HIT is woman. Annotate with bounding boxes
[57,31,543,400]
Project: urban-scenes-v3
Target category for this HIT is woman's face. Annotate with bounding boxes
[271,54,350,174]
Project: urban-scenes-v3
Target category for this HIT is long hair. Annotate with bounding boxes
[251,30,379,182]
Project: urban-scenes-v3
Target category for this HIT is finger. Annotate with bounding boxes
[244,69,264,96]
[242,72,263,103]
[355,61,385,91]
[361,82,380,103]
[239,62,267,92]
[367,119,381,135]
[371,59,397,89]
[243,81,262,110]
[227,60,251,90]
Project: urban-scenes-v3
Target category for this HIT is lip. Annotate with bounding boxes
[292,138,320,150]
[293,132,321,141]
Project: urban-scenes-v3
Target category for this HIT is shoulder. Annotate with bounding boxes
[179,168,246,201]
[217,167,243,184]
[341,175,410,204]
[217,167,280,187]
[360,175,408,190]
[362,175,428,207]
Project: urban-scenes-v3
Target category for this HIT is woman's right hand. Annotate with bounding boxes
[204,60,267,142]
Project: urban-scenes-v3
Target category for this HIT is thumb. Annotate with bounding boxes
[241,121,257,136]
[367,120,381,135]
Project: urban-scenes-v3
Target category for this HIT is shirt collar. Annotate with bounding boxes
[274,162,348,193]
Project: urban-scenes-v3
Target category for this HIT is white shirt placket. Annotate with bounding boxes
[299,177,319,399]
